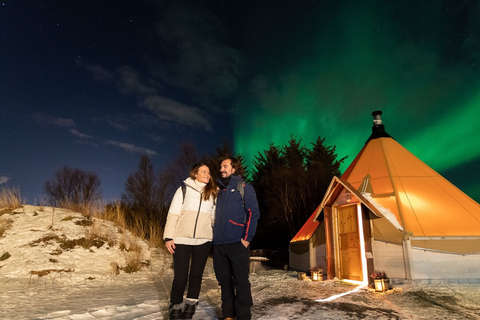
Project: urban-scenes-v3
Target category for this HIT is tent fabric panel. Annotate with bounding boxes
[363,140,391,179]
[371,215,404,244]
[341,144,367,180]
[312,220,326,247]
[291,208,321,243]
[430,177,480,214]
[396,177,480,236]
[410,239,480,255]
[370,177,395,195]
[290,240,310,255]
[345,140,391,189]
[383,139,439,177]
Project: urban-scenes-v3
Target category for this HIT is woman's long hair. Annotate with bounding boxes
[190,163,218,201]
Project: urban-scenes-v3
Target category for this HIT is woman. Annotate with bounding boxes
[163,163,217,319]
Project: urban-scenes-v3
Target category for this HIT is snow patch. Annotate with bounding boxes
[362,192,404,230]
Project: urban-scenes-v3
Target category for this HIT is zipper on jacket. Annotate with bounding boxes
[216,187,227,243]
[193,195,203,238]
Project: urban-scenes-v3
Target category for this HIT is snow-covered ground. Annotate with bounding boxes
[2,206,480,320]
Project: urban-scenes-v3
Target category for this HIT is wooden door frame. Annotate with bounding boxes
[332,203,368,283]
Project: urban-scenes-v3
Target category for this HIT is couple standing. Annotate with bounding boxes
[163,156,261,320]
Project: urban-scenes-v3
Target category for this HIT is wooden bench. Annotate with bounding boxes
[249,257,269,273]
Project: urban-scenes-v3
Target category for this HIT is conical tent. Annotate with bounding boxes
[290,111,480,282]
[338,122,480,253]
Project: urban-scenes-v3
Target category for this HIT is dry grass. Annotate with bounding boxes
[96,202,164,248]
[29,234,63,247]
[88,206,153,273]
[123,253,143,273]
[0,187,23,211]
[122,250,150,274]
[61,215,75,221]
[30,268,74,277]
[147,223,164,247]
[100,202,128,231]
[28,232,110,251]
[0,218,13,237]
[52,198,103,217]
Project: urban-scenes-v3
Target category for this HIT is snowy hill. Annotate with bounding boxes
[0,205,173,319]
[1,205,151,281]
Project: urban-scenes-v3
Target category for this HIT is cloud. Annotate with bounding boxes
[107,140,157,156]
[69,129,93,139]
[76,59,113,81]
[111,66,212,130]
[143,96,212,131]
[147,133,167,143]
[0,176,11,185]
[103,112,177,132]
[33,113,75,128]
[116,66,157,96]
[104,114,130,131]
[81,61,213,131]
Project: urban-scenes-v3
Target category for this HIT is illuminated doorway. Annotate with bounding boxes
[335,204,364,281]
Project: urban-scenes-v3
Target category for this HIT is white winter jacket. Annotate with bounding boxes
[163,178,215,244]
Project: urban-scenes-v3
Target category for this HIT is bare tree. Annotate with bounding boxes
[156,170,175,227]
[44,166,102,213]
[165,142,199,188]
[121,155,160,228]
[156,143,199,226]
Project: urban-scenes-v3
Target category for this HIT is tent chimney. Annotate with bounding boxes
[366,110,392,143]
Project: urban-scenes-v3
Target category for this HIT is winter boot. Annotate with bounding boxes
[168,302,184,320]
[182,299,198,319]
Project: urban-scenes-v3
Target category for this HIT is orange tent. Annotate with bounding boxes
[290,111,480,282]
[342,135,480,239]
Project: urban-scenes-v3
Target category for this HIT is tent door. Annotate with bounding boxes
[337,205,362,281]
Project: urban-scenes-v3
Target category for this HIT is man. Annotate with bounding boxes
[212,156,260,320]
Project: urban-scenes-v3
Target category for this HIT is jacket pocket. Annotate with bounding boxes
[229,219,244,226]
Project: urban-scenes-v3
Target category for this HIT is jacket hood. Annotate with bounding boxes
[184,177,206,192]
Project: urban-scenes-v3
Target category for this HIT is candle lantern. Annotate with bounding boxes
[312,270,319,281]
[311,267,323,281]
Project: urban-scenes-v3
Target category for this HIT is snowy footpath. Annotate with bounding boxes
[2,206,480,319]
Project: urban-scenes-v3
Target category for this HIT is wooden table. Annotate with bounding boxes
[249,257,269,273]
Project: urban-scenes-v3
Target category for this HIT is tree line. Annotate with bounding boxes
[43,137,345,250]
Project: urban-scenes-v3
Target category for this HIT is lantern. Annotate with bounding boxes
[311,267,323,281]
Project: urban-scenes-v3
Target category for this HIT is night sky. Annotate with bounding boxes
[2,1,480,204]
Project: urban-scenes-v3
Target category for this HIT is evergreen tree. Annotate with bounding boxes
[251,136,345,250]
[201,140,248,181]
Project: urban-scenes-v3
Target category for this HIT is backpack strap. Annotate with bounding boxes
[181,183,187,204]
[237,181,247,223]
[237,181,245,206]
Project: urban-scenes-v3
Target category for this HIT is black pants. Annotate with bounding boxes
[170,242,212,305]
[213,242,252,320]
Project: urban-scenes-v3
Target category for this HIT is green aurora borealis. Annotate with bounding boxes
[234,1,480,201]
